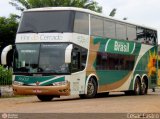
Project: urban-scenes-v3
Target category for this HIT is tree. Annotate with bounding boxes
[123,17,128,20]
[9,0,102,13]
[109,8,116,17]
[0,15,18,64]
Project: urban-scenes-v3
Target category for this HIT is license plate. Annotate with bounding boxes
[33,89,42,93]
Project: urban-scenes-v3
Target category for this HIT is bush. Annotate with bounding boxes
[0,65,12,85]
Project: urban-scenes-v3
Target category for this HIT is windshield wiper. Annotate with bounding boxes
[40,30,63,33]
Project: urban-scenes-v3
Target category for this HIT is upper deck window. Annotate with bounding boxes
[145,29,157,45]
[116,23,126,40]
[127,25,136,41]
[74,12,89,34]
[137,27,146,43]
[91,15,103,37]
[104,20,116,39]
[18,11,74,33]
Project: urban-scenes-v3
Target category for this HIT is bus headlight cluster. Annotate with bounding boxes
[13,81,24,86]
[52,81,68,86]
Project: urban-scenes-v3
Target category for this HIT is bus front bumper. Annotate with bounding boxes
[13,83,70,96]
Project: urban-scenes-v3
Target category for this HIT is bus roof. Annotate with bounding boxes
[24,7,157,31]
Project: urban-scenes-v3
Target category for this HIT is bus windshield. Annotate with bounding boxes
[13,43,70,74]
[18,11,74,33]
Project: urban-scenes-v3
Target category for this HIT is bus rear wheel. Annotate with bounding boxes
[141,79,148,95]
[134,78,141,95]
[37,95,54,101]
[79,78,97,99]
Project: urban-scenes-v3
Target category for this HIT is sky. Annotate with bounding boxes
[0,0,160,43]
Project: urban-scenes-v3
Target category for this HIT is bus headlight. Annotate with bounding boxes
[52,81,68,86]
[13,81,24,86]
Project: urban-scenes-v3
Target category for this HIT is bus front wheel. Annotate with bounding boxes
[79,78,97,99]
[37,95,54,101]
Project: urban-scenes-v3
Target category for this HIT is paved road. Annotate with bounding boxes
[0,89,160,119]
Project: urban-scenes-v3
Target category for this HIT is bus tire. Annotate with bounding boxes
[37,95,54,101]
[134,78,141,95]
[124,91,133,95]
[141,79,148,95]
[79,78,97,99]
[96,92,109,98]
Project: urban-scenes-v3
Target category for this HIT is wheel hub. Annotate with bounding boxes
[87,81,94,96]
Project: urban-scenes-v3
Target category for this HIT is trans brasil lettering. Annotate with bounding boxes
[114,41,129,53]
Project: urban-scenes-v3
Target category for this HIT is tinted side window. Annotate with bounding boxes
[96,52,135,70]
[74,12,89,34]
[104,20,116,39]
[91,16,103,37]
[116,23,126,40]
[127,25,136,41]
[96,53,108,70]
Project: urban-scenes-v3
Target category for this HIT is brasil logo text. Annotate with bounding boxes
[105,39,135,55]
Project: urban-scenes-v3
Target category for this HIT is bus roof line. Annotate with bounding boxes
[24,7,157,31]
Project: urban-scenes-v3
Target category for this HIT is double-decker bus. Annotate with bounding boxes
[1,7,158,101]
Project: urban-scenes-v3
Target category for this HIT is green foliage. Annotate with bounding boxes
[109,8,116,17]
[0,65,12,85]
[9,0,102,13]
[0,15,18,55]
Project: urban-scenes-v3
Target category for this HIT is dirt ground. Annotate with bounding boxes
[0,89,160,119]
[0,89,160,113]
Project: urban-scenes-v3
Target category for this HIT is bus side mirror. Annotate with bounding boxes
[65,44,73,63]
[1,45,12,65]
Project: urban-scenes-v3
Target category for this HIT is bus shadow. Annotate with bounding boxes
[52,93,126,102]
[95,92,125,98]
[34,93,125,102]
[34,90,157,103]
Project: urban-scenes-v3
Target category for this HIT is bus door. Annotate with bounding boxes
[69,48,86,95]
